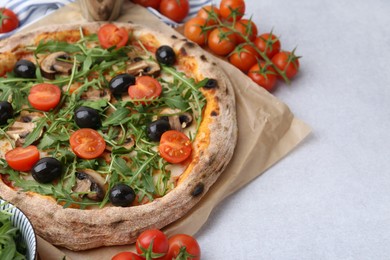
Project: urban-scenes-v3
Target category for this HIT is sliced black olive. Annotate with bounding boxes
[0,101,13,125]
[109,183,136,207]
[32,157,63,183]
[156,45,176,66]
[74,106,101,129]
[13,60,36,78]
[147,119,171,141]
[109,74,136,95]
[179,113,193,128]
[204,79,218,89]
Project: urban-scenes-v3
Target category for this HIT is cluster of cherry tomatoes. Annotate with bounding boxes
[131,0,190,23]
[183,0,300,92]
[112,229,201,260]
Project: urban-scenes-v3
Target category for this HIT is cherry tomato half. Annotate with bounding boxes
[208,27,237,56]
[28,83,61,112]
[5,146,40,172]
[128,76,162,105]
[271,51,300,79]
[98,24,129,49]
[219,0,245,22]
[0,8,19,33]
[136,229,169,259]
[164,234,201,260]
[229,44,259,73]
[247,62,277,92]
[131,0,161,9]
[254,33,281,59]
[70,129,106,159]
[184,17,210,46]
[159,0,190,23]
[159,130,192,164]
[112,251,144,260]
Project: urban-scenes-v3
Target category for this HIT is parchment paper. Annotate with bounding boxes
[17,2,311,259]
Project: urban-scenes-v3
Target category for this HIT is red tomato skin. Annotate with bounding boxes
[128,76,162,105]
[219,0,246,22]
[28,83,61,112]
[247,62,277,92]
[98,24,129,49]
[208,27,237,56]
[254,33,281,59]
[234,19,258,43]
[112,251,144,260]
[159,130,192,164]
[136,229,169,259]
[5,146,40,172]
[184,17,209,46]
[164,234,201,260]
[131,0,161,9]
[0,8,19,33]
[197,5,220,25]
[229,44,259,73]
[69,129,106,159]
[271,51,300,79]
[159,0,190,23]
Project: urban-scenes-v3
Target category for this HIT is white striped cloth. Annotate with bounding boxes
[0,0,212,40]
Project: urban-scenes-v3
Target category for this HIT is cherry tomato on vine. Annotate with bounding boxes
[229,44,259,73]
[164,234,201,260]
[28,83,61,111]
[271,51,300,79]
[159,0,190,23]
[219,0,246,22]
[0,8,19,33]
[5,146,40,172]
[131,0,161,9]
[254,33,281,59]
[112,251,144,260]
[208,27,237,56]
[136,229,169,260]
[234,19,258,43]
[197,5,220,25]
[159,130,192,164]
[98,24,129,49]
[128,76,162,105]
[247,62,277,92]
[184,17,210,46]
[70,129,106,159]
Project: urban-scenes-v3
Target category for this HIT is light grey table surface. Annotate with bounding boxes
[196,0,390,259]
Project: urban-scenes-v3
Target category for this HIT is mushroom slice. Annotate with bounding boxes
[73,169,106,201]
[126,60,160,77]
[6,112,44,146]
[40,51,74,79]
[81,87,111,102]
[105,127,135,151]
[160,108,193,132]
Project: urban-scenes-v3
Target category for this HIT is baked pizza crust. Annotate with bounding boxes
[0,22,237,251]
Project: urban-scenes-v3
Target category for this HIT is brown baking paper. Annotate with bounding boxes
[17,2,311,259]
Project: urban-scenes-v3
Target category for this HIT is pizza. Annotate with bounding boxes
[0,22,237,251]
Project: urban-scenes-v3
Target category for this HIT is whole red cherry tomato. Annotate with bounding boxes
[229,44,259,73]
[136,229,169,260]
[184,17,210,46]
[164,234,201,260]
[0,8,19,33]
[254,33,281,59]
[247,62,277,92]
[234,19,258,43]
[208,27,237,56]
[112,251,144,260]
[159,0,190,23]
[219,0,245,22]
[271,51,300,79]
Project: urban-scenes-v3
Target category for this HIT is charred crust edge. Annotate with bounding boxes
[191,183,205,197]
